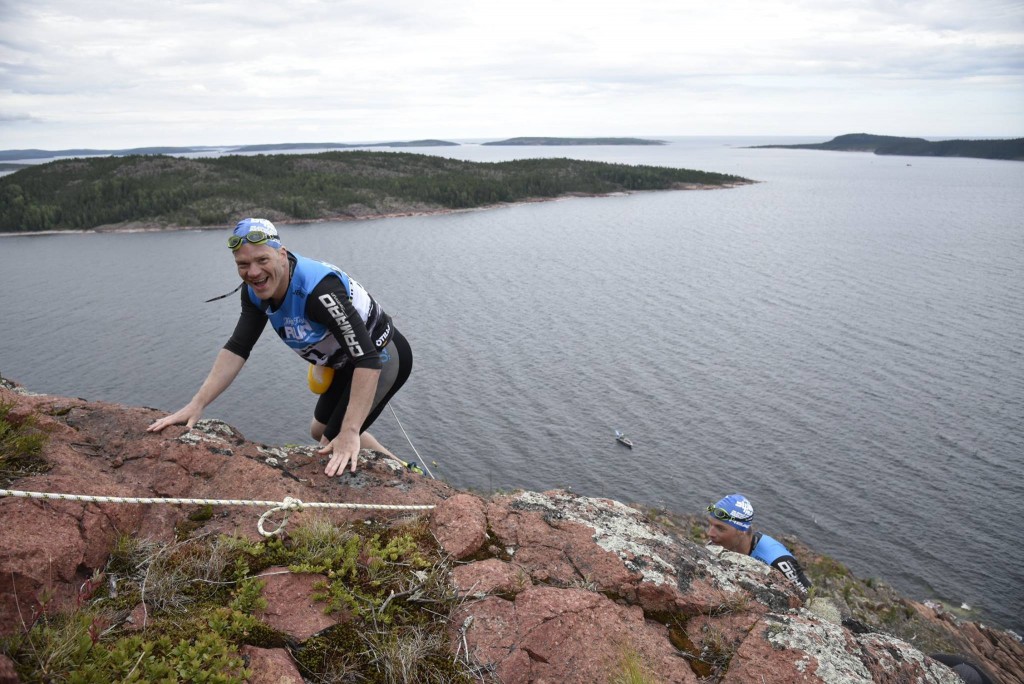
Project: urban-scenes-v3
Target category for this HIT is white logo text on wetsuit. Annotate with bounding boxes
[282,316,314,341]
[318,293,364,357]
[375,320,392,349]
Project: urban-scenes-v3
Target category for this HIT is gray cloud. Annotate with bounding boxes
[1,0,1021,148]
[0,111,36,122]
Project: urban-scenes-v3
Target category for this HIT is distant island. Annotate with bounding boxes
[0,138,660,171]
[0,137,664,163]
[230,140,459,152]
[0,146,221,162]
[482,137,667,146]
[751,133,1024,161]
[0,150,751,234]
[0,140,461,163]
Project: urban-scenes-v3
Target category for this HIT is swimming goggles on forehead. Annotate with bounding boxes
[228,230,278,251]
[707,505,751,523]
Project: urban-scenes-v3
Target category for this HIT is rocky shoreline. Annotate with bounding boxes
[0,206,488,238]
[0,185,744,238]
[1,376,1021,683]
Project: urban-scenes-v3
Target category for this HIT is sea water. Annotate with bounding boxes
[2,137,1022,630]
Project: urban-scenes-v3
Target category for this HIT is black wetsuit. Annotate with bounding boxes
[750,531,813,593]
[929,653,995,684]
[224,251,412,440]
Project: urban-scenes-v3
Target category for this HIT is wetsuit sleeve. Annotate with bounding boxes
[772,556,812,592]
[307,275,382,369]
[223,288,268,359]
[929,654,995,684]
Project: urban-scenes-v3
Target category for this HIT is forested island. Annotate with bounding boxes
[752,133,1024,161]
[0,151,749,233]
[483,137,666,146]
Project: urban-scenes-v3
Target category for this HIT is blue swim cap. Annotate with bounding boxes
[708,493,754,531]
[232,218,281,248]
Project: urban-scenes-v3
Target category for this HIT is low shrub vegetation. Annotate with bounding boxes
[0,400,50,486]
[1,516,478,683]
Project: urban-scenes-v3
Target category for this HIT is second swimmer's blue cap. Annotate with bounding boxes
[708,493,754,531]
[232,217,281,248]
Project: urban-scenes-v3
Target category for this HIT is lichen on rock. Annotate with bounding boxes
[1,379,1021,684]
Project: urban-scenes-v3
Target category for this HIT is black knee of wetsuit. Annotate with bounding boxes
[315,328,413,441]
[929,653,995,684]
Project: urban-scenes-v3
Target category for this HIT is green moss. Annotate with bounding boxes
[45,406,73,417]
[804,552,853,585]
[188,504,214,522]
[0,401,50,486]
[698,623,736,674]
[2,516,478,683]
[668,622,715,679]
[1,610,252,683]
[879,601,916,626]
[172,504,217,538]
[459,523,519,565]
[292,623,363,679]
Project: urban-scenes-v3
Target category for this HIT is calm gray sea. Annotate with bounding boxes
[2,137,1022,631]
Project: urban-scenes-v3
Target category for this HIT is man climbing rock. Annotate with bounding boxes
[706,493,812,593]
[148,218,412,476]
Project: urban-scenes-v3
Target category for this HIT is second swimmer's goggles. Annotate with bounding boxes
[706,505,752,524]
[228,230,280,251]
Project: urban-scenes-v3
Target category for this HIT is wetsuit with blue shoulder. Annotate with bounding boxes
[220,219,411,444]
[749,531,811,592]
[224,244,412,442]
[706,493,812,593]
[146,218,412,477]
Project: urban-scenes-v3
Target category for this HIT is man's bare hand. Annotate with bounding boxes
[321,431,361,476]
[147,403,203,433]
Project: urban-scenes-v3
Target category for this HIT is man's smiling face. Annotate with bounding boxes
[234,242,289,302]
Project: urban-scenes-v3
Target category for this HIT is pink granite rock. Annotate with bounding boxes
[430,493,487,559]
[2,381,1020,684]
[452,558,527,597]
[240,645,303,684]
[454,586,697,683]
[254,567,339,641]
[122,602,149,632]
[0,654,19,684]
[0,384,448,633]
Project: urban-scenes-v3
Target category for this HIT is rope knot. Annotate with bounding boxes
[281,496,304,511]
[257,496,305,537]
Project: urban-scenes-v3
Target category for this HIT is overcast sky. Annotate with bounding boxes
[1,0,1022,150]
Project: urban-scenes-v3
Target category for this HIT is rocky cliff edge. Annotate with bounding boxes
[1,378,1021,683]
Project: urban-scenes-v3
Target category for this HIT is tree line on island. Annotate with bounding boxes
[0,151,748,233]
[752,133,1024,161]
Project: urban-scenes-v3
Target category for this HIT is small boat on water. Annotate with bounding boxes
[615,429,633,449]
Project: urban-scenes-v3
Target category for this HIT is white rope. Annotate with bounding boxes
[0,489,435,537]
[389,402,436,480]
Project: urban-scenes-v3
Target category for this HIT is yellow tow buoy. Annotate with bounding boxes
[307,365,334,394]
